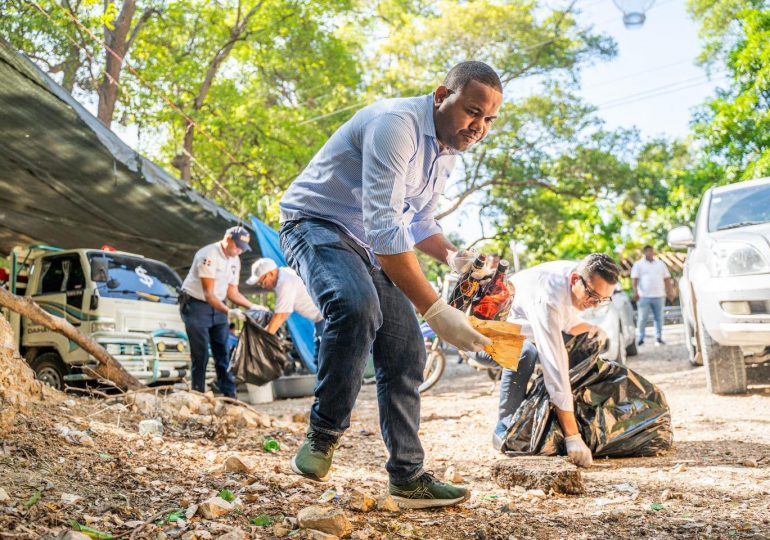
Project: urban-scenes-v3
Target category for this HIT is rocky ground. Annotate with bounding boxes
[1,324,769,539]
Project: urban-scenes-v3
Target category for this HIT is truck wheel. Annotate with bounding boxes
[30,352,66,391]
[683,316,702,366]
[698,318,746,394]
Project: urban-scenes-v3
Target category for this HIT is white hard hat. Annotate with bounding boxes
[246,258,278,285]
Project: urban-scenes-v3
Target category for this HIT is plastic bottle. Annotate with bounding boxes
[448,254,488,312]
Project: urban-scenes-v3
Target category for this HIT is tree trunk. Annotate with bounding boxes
[0,287,142,390]
[97,0,138,127]
[0,313,50,430]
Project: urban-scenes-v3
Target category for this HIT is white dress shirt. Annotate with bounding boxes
[507,261,585,412]
[274,268,323,322]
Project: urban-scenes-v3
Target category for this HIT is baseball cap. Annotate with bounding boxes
[225,226,251,252]
[246,258,278,285]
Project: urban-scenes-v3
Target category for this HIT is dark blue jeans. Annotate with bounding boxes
[280,219,426,484]
[476,341,539,439]
[181,298,236,397]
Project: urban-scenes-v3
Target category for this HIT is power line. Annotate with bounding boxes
[597,73,729,110]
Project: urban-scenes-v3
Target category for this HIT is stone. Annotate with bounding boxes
[56,425,95,446]
[138,419,164,436]
[216,528,246,540]
[376,495,400,513]
[197,497,234,519]
[307,530,339,540]
[60,493,82,505]
[185,504,199,519]
[491,457,585,496]
[348,489,376,512]
[742,459,758,468]
[223,455,257,473]
[130,393,159,415]
[444,466,465,484]
[0,488,9,502]
[292,413,309,424]
[181,532,197,540]
[273,523,292,537]
[297,505,353,538]
[61,533,91,540]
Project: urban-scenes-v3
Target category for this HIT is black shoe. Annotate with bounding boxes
[637,338,645,346]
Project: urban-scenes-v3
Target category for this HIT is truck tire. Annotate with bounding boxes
[683,315,702,366]
[698,318,746,394]
[29,352,66,391]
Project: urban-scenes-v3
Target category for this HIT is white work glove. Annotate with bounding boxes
[587,325,608,348]
[423,298,492,352]
[565,434,593,468]
[446,249,477,275]
[248,303,270,312]
[228,308,246,321]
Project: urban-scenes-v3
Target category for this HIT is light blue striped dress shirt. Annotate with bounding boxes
[280,93,458,259]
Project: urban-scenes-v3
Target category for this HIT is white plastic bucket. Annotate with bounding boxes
[246,382,274,404]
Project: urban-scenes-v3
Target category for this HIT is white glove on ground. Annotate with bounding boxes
[565,434,593,468]
[447,249,477,275]
[423,298,492,352]
[228,308,246,321]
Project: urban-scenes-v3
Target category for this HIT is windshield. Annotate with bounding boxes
[87,252,182,304]
[708,183,770,232]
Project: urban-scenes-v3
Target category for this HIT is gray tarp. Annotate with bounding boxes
[0,39,262,278]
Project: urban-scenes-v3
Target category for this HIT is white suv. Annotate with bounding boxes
[668,177,770,394]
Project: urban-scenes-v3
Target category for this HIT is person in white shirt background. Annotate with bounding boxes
[631,245,675,346]
[246,258,325,352]
[489,254,620,468]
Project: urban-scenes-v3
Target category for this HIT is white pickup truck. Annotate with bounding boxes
[668,177,770,393]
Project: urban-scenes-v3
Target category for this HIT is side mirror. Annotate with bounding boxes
[90,258,110,282]
[668,226,695,250]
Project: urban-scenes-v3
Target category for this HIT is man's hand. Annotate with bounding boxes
[565,434,593,468]
[248,303,270,312]
[228,308,246,321]
[446,249,477,275]
[423,298,492,352]
[587,325,608,347]
[633,291,640,302]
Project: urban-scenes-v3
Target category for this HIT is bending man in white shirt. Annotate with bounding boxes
[491,254,621,468]
[246,258,325,349]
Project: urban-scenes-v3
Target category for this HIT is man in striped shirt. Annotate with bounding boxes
[279,62,503,509]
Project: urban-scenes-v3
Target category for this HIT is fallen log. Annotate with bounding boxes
[0,286,142,390]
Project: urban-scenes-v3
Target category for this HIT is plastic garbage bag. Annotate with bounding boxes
[502,334,673,458]
[231,309,292,386]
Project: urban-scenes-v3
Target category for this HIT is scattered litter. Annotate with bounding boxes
[263,436,280,453]
[60,493,82,505]
[138,419,163,436]
[24,491,41,508]
[56,425,95,446]
[69,520,113,539]
[0,488,9,503]
[671,463,687,474]
[651,503,665,511]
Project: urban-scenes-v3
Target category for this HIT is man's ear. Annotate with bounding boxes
[434,85,450,107]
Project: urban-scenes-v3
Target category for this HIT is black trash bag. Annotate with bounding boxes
[502,334,673,458]
[231,310,293,386]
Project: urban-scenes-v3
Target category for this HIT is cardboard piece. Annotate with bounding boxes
[469,316,525,371]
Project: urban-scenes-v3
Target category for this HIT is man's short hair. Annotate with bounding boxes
[443,61,503,93]
[643,245,654,251]
[577,253,620,285]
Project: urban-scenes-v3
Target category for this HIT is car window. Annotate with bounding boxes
[88,252,182,304]
[38,255,84,294]
[708,183,770,232]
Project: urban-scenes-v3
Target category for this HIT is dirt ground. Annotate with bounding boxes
[1,324,769,539]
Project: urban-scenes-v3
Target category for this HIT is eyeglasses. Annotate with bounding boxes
[579,276,612,305]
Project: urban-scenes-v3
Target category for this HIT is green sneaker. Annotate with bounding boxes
[389,472,470,509]
[290,428,340,482]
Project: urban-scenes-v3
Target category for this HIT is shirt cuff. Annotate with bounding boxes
[549,391,574,413]
[409,219,443,245]
[367,224,414,255]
